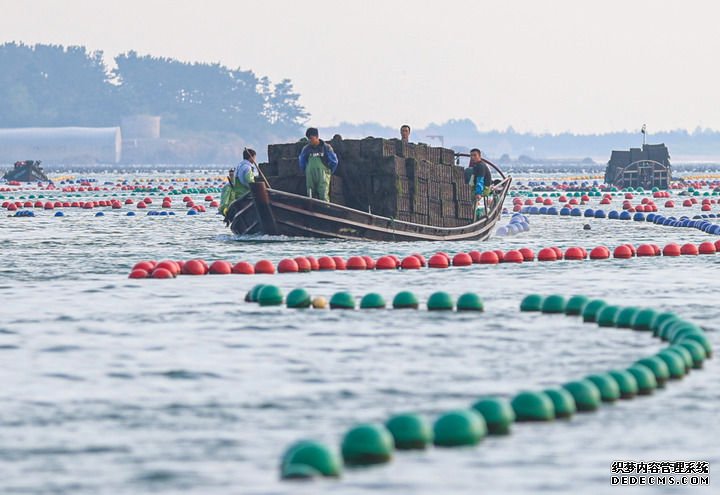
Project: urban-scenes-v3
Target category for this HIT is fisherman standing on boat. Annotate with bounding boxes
[467,148,492,198]
[298,128,338,202]
[233,148,259,199]
[400,124,411,142]
[466,148,493,218]
[218,168,236,217]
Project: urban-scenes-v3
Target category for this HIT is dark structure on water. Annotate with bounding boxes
[2,160,50,182]
[604,143,671,189]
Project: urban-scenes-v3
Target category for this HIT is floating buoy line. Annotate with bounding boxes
[277,294,712,480]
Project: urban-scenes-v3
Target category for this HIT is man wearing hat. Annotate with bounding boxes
[298,127,339,202]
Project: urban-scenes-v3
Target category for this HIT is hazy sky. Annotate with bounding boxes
[2,0,719,133]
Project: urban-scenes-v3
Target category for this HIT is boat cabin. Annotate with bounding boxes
[604,144,671,189]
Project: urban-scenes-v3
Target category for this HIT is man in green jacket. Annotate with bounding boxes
[298,128,339,202]
[233,148,259,200]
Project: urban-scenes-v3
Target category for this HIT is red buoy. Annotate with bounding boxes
[155,260,180,276]
[278,258,299,273]
[410,253,426,266]
[479,251,500,264]
[613,245,633,259]
[564,247,585,260]
[662,243,681,256]
[132,260,155,272]
[346,256,367,270]
[231,261,255,274]
[255,259,276,274]
[493,249,505,261]
[143,197,152,204]
[401,256,422,269]
[317,256,336,270]
[698,241,716,255]
[452,252,473,266]
[682,199,693,207]
[665,201,675,208]
[715,239,720,251]
[537,247,557,261]
[701,204,711,211]
[376,255,397,270]
[519,247,535,261]
[151,267,174,279]
[307,256,320,270]
[128,269,149,279]
[503,250,524,263]
[136,202,146,209]
[428,254,449,268]
[332,256,347,270]
[182,259,206,275]
[680,243,699,255]
[436,252,451,263]
[125,198,133,204]
[550,247,563,259]
[636,244,655,257]
[589,246,610,259]
[209,260,232,274]
[362,255,376,269]
[294,257,311,272]
[468,250,482,264]
[624,244,636,256]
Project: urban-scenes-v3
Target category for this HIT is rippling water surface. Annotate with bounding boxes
[1,173,718,494]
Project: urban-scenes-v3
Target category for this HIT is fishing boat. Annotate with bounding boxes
[2,160,50,182]
[224,155,511,241]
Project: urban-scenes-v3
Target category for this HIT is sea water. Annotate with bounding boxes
[0,172,717,494]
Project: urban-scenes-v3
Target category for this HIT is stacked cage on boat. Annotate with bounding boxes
[260,137,476,227]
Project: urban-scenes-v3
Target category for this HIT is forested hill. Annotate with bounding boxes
[0,42,308,143]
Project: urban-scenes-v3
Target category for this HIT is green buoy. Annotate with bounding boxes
[565,295,590,315]
[626,365,657,395]
[635,357,670,387]
[281,440,342,478]
[385,413,432,450]
[585,374,621,402]
[650,312,678,336]
[258,285,284,306]
[286,288,312,308]
[360,292,386,309]
[677,341,706,369]
[631,308,658,331]
[510,391,554,421]
[667,321,703,341]
[340,423,394,465]
[542,388,576,418]
[471,397,515,434]
[581,299,607,323]
[248,283,267,302]
[541,294,566,314]
[607,370,638,399]
[427,291,454,311]
[596,305,621,327]
[392,291,419,309]
[666,346,693,371]
[655,351,686,379]
[433,409,487,447]
[456,293,484,312]
[520,294,543,312]
[330,291,355,310]
[675,333,712,358]
[658,317,682,340]
[562,380,601,411]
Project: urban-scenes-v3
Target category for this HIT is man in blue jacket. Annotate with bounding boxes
[298,127,338,202]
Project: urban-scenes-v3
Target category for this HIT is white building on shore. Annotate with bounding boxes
[0,127,122,164]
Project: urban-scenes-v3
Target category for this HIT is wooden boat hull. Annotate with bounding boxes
[225,176,511,242]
